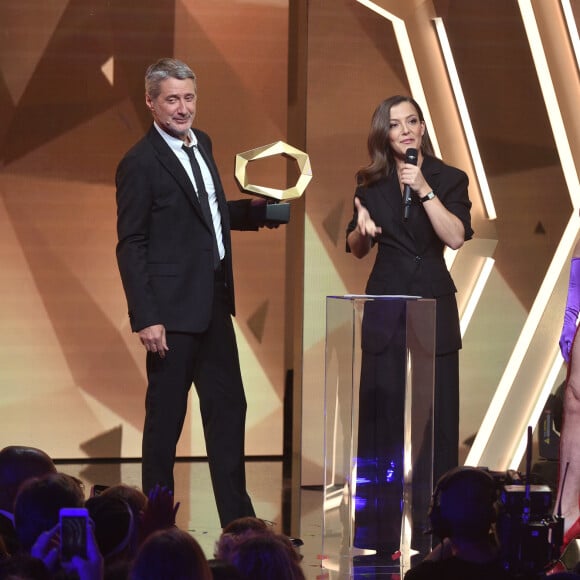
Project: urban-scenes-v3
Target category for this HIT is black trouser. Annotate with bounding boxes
[141,277,255,527]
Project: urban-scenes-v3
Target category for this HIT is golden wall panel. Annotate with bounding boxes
[301,0,580,483]
[0,0,289,460]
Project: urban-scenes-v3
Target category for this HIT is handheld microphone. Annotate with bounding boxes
[403,148,418,221]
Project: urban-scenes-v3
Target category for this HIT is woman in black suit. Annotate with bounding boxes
[346,95,473,552]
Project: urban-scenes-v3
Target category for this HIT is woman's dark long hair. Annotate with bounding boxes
[356,95,436,187]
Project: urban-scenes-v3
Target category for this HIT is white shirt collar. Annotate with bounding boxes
[153,122,198,151]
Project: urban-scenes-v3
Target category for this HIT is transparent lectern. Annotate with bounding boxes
[322,295,436,577]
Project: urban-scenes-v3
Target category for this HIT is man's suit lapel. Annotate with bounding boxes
[194,132,231,236]
[194,138,220,190]
[146,126,206,221]
[195,141,226,205]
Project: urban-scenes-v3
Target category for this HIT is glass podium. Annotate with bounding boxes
[322,295,436,577]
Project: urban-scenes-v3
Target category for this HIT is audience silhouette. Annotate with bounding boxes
[0,553,51,579]
[213,516,304,580]
[5,443,580,579]
[129,527,211,580]
[0,446,56,556]
[405,466,513,580]
[14,473,85,554]
[0,446,308,580]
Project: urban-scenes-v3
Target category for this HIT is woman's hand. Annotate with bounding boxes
[399,164,466,250]
[347,198,381,259]
[398,163,430,198]
[354,197,382,238]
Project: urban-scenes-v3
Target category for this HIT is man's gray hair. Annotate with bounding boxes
[145,58,196,99]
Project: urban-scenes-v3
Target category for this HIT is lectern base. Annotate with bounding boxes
[322,296,436,577]
[322,549,421,578]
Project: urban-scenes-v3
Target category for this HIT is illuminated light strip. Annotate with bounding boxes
[444,247,457,271]
[518,0,579,199]
[433,17,496,220]
[355,0,441,157]
[403,350,413,480]
[509,349,563,470]
[481,0,580,468]
[467,0,580,468]
[466,214,580,467]
[460,257,495,338]
[329,377,340,488]
[561,0,580,69]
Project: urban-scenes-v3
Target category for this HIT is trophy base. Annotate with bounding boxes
[266,202,290,224]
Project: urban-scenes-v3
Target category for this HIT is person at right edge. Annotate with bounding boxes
[555,238,580,551]
[346,95,473,553]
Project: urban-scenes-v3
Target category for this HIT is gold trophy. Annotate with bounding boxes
[235,141,312,224]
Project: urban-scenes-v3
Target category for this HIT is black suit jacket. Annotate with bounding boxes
[116,126,259,333]
[347,155,473,354]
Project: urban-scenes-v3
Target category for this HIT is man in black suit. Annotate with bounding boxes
[116,58,270,527]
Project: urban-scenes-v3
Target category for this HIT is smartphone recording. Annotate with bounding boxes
[59,507,88,562]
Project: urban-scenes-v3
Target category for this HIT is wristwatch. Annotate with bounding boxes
[420,191,436,203]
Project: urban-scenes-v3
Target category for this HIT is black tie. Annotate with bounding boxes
[182,144,221,269]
